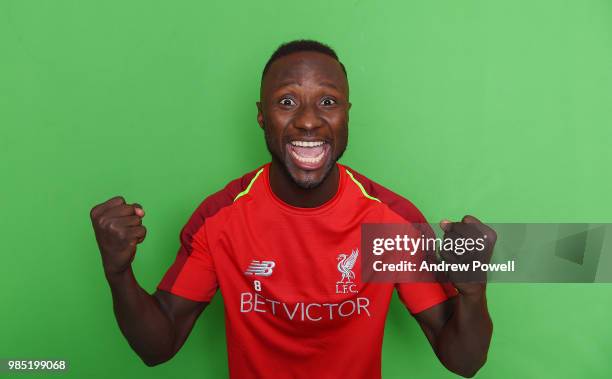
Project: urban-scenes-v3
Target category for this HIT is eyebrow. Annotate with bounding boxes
[275,80,340,90]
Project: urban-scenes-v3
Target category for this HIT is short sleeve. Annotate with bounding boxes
[157,221,218,302]
[343,166,460,314]
[396,222,458,314]
[396,281,458,314]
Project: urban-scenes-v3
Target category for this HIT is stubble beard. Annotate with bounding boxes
[263,126,348,190]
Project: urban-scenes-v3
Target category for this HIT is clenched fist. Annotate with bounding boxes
[90,196,147,276]
[439,215,497,296]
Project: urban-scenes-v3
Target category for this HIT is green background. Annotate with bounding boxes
[1,0,611,378]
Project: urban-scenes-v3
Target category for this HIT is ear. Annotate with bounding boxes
[346,102,352,122]
[256,101,264,129]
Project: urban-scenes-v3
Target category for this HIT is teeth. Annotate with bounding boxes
[290,140,325,147]
[290,149,326,164]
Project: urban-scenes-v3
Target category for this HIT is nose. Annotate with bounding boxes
[294,103,323,132]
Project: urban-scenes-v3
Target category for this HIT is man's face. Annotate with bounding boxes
[257,51,351,189]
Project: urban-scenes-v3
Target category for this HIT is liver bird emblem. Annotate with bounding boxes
[337,249,359,283]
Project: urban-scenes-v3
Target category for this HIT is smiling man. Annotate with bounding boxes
[90,40,494,378]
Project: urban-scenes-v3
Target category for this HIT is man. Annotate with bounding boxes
[90,40,494,378]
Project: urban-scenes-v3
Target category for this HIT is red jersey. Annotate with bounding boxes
[157,162,456,379]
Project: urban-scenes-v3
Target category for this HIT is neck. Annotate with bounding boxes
[269,158,339,208]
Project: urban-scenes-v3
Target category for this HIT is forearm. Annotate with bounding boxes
[434,289,493,377]
[105,267,176,366]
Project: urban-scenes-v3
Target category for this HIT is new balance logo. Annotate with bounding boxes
[244,260,276,277]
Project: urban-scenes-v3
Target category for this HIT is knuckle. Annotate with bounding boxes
[113,195,125,204]
[99,217,111,228]
[489,230,497,241]
[108,220,121,233]
[116,228,127,240]
[484,225,497,239]
[118,204,132,214]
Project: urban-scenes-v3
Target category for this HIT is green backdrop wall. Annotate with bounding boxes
[1,0,611,378]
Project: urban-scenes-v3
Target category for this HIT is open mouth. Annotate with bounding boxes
[287,140,331,170]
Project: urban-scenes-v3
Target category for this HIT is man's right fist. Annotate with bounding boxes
[90,196,147,276]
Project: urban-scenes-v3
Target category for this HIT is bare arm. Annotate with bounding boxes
[413,215,496,377]
[91,196,208,366]
[414,287,493,377]
[105,268,208,366]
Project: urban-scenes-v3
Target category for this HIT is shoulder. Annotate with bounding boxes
[341,164,429,224]
[181,164,266,238]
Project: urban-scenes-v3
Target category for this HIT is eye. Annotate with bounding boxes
[279,97,296,106]
[321,97,337,106]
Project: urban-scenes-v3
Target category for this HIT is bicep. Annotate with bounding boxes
[413,296,455,349]
[153,289,209,354]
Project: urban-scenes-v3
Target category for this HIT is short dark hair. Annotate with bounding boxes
[261,39,347,80]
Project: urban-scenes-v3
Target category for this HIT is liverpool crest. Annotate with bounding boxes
[336,249,359,294]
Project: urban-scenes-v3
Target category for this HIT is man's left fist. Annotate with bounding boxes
[439,215,497,295]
